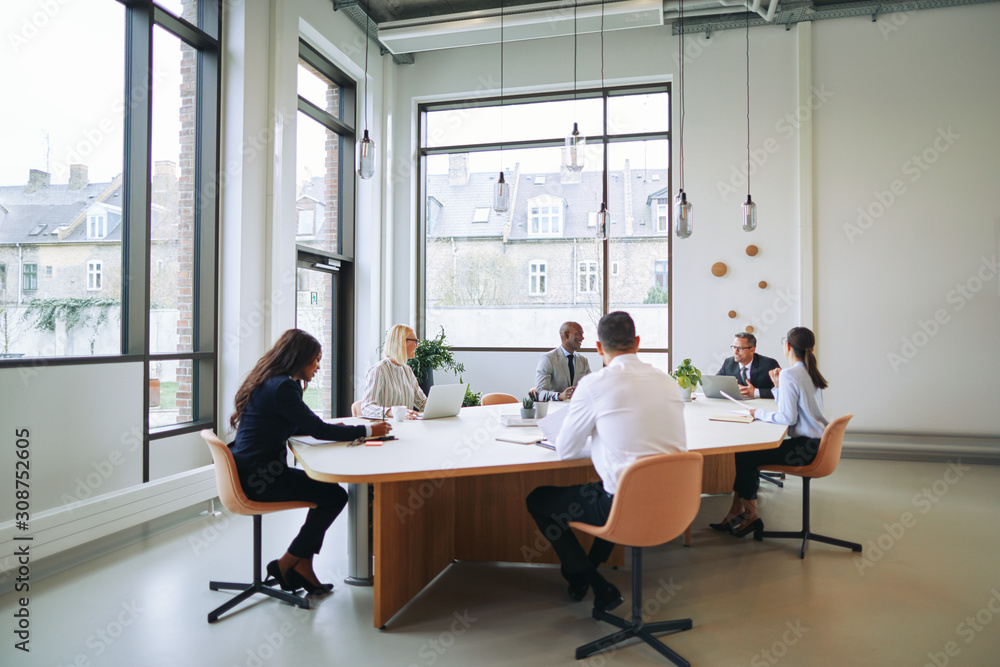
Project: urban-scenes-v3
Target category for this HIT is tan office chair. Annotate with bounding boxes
[481,392,518,406]
[569,451,703,665]
[201,430,314,622]
[351,400,362,417]
[756,415,862,559]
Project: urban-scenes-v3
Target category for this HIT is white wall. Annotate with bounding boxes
[385,6,1000,440]
[812,9,1000,436]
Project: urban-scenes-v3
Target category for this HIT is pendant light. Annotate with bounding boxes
[674,0,693,239]
[562,1,585,173]
[493,0,510,213]
[595,0,608,240]
[357,0,375,180]
[741,10,757,231]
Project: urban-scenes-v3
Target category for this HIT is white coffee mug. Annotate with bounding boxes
[391,405,407,422]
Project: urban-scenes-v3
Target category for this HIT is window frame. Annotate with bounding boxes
[22,263,38,291]
[87,260,103,291]
[417,84,671,356]
[578,260,599,294]
[0,1,224,481]
[528,260,547,296]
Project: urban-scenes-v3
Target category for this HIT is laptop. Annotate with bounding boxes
[701,375,747,400]
[417,383,467,419]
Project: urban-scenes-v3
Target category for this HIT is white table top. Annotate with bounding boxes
[289,397,787,484]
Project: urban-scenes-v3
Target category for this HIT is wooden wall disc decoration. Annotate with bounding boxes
[758,280,768,289]
[728,310,737,319]
[711,262,728,277]
[745,325,755,333]
[746,245,759,257]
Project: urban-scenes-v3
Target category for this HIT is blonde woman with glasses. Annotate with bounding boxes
[360,324,427,419]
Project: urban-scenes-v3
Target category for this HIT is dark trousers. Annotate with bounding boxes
[733,436,821,500]
[525,482,615,574]
[238,458,348,558]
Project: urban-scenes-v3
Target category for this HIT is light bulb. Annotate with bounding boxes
[562,122,585,172]
[358,129,375,180]
[741,194,756,232]
[675,190,693,239]
[493,172,510,212]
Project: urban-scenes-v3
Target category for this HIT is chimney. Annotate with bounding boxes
[448,153,469,186]
[69,164,89,190]
[152,160,178,210]
[25,169,51,193]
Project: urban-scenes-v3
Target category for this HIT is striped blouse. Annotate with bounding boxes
[360,358,428,418]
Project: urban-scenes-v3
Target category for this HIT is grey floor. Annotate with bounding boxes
[3,458,999,666]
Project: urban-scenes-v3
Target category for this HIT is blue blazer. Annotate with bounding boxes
[230,375,365,473]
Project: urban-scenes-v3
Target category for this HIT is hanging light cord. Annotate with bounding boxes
[678,0,685,191]
[573,0,578,103]
[363,0,370,132]
[746,9,751,197]
[500,0,504,157]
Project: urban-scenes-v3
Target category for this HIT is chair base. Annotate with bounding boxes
[206,514,310,623]
[208,579,310,622]
[575,547,692,665]
[755,477,862,559]
[576,612,692,665]
[757,529,862,559]
[759,471,785,488]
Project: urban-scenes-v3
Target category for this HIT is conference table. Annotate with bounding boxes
[288,397,786,629]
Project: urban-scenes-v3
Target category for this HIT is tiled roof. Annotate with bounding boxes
[426,165,670,241]
[0,179,124,245]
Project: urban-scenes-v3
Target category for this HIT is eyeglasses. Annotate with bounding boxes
[780,337,787,346]
[406,338,419,343]
[731,346,753,351]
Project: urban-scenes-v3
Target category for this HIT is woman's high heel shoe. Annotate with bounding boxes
[285,567,334,596]
[266,560,297,591]
[730,517,764,538]
[709,513,745,532]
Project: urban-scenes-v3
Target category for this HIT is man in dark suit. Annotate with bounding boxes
[717,332,780,399]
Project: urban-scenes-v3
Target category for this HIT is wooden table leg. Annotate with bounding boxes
[372,477,456,628]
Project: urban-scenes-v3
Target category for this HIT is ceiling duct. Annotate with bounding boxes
[376,0,663,55]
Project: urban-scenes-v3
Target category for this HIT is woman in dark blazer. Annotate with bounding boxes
[229,329,391,594]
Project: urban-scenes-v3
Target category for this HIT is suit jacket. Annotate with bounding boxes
[718,353,780,399]
[535,347,591,401]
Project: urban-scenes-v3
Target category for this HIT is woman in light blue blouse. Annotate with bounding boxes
[710,327,829,538]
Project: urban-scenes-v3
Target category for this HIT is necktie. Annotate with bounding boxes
[740,367,748,385]
[568,354,575,386]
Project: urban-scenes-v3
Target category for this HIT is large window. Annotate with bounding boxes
[295,40,360,419]
[0,0,222,476]
[420,87,671,352]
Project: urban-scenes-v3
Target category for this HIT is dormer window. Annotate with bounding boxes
[656,203,669,233]
[527,194,564,237]
[87,212,107,239]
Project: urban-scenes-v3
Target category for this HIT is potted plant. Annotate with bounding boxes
[671,358,702,402]
[408,326,465,395]
[520,396,536,419]
[462,379,482,407]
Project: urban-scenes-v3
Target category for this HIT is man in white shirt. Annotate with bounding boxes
[526,312,687,612]
[531,321,591,402]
